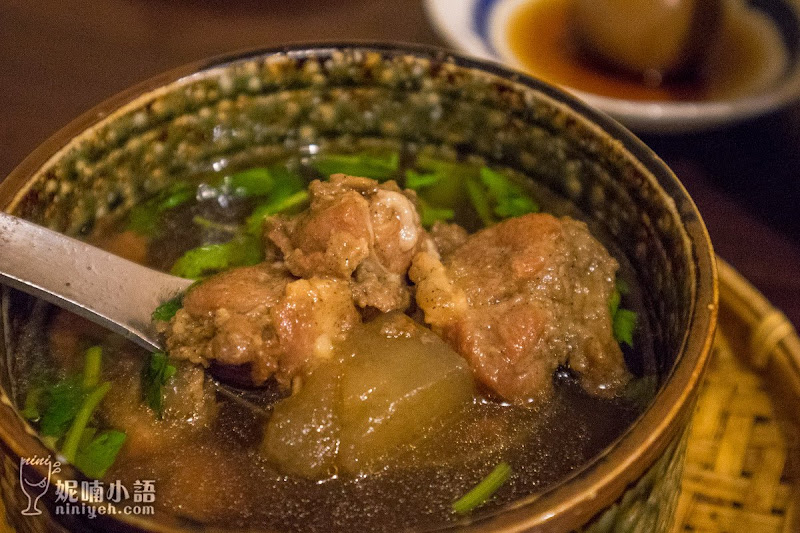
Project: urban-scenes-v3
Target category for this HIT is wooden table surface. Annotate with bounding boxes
[1,0,799,329]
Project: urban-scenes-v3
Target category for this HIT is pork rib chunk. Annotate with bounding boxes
[266,174,431,312]
[410,213,629,403]
[163,263,360,388]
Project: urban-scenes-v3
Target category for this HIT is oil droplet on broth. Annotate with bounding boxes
[506,0,789,102]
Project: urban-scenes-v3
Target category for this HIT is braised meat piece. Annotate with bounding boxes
[162,263,360,388]
[266,175,432,312]
[428,221,468,258]
[410,213,629,403]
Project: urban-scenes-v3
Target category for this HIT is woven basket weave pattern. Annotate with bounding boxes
[673,262,800,533]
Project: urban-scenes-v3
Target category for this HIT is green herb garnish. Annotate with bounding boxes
[128,182,195,236]
[405,170,443,190]
[152,296,183,322]
[37,345,106,437]
[28,347,127,477]
[313,152,399,181]
[244,166,307,235]
[466,177,494,227]
[82,346,103,389]
[61,382,112,463]
[608,287,621,317]
[38,378,85,438]
[191,216,240,234]
[418,199,455,228]
[613,309,638,348]
[170,235,263,279]
[74,429,127,479]
[224,167,275,197]
[21,343,129,480]
[142,352,177,418]
[609,279,637,348]
[407,163,471,228]
[21,386,44,421]
[246,190,309,236]
[479,167,540,220]
[411,157,475,208]
[615,277,630,295]
[452,462,512,514]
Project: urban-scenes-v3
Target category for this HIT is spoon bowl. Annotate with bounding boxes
[0,211,192,352]
[0,212,274,413]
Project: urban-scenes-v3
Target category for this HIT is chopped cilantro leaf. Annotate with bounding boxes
[313,152,399,181]
[418,200,454,228]
[466,178,494,227]
[246,190,309,236]
[152,296,183,322]
[74,430,127,479]
[38,378,85,438]
[61,382,112,463]
[82,346,102,389]
[415,155,475,176]
[479,167,540,220]
[494,195,539,218]
[225,167,275,197]
[25,347,126,477]
[142,352,177,418]
[158,186,195,211]
[128,182,195,236]
[452,462,512,514]
[608,288,621,317]
[170,235,263,280]
[609,278,637,347]
[244,167,307,235]
[78,427,98,450]
[405,170,443,190]
[613,308,638,348]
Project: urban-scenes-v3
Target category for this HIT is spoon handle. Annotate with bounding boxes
[0,212,193,352]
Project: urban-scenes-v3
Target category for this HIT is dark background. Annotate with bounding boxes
[1,0,799,326]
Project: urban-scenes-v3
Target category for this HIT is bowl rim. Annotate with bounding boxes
[0,41,719,532]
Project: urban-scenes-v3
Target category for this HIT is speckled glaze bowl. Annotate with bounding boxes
[0,44,717,532]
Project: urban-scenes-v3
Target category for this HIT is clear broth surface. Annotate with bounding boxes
[20,148,654,531]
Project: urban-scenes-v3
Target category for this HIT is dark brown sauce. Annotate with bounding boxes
[507,0,787,101]
[104,380,640,532]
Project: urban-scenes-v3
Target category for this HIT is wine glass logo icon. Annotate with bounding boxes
[19,456,60,516]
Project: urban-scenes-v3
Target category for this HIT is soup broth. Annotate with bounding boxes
[16,146,655,531]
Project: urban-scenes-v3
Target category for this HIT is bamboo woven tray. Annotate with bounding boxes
[0,259,798,533]
[673,259,800,533]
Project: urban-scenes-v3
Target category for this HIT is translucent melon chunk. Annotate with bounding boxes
[337,313,475,474]
[260,313,475,478]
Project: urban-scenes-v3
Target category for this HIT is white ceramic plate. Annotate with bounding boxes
[424,0,800,133]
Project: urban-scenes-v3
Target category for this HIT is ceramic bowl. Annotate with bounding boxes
[0,43,717,532]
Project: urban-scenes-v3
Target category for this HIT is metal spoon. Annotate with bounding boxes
[0,211,269,413]
[0,211,192,352]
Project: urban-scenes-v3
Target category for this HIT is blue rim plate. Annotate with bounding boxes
[424,0,800,133]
